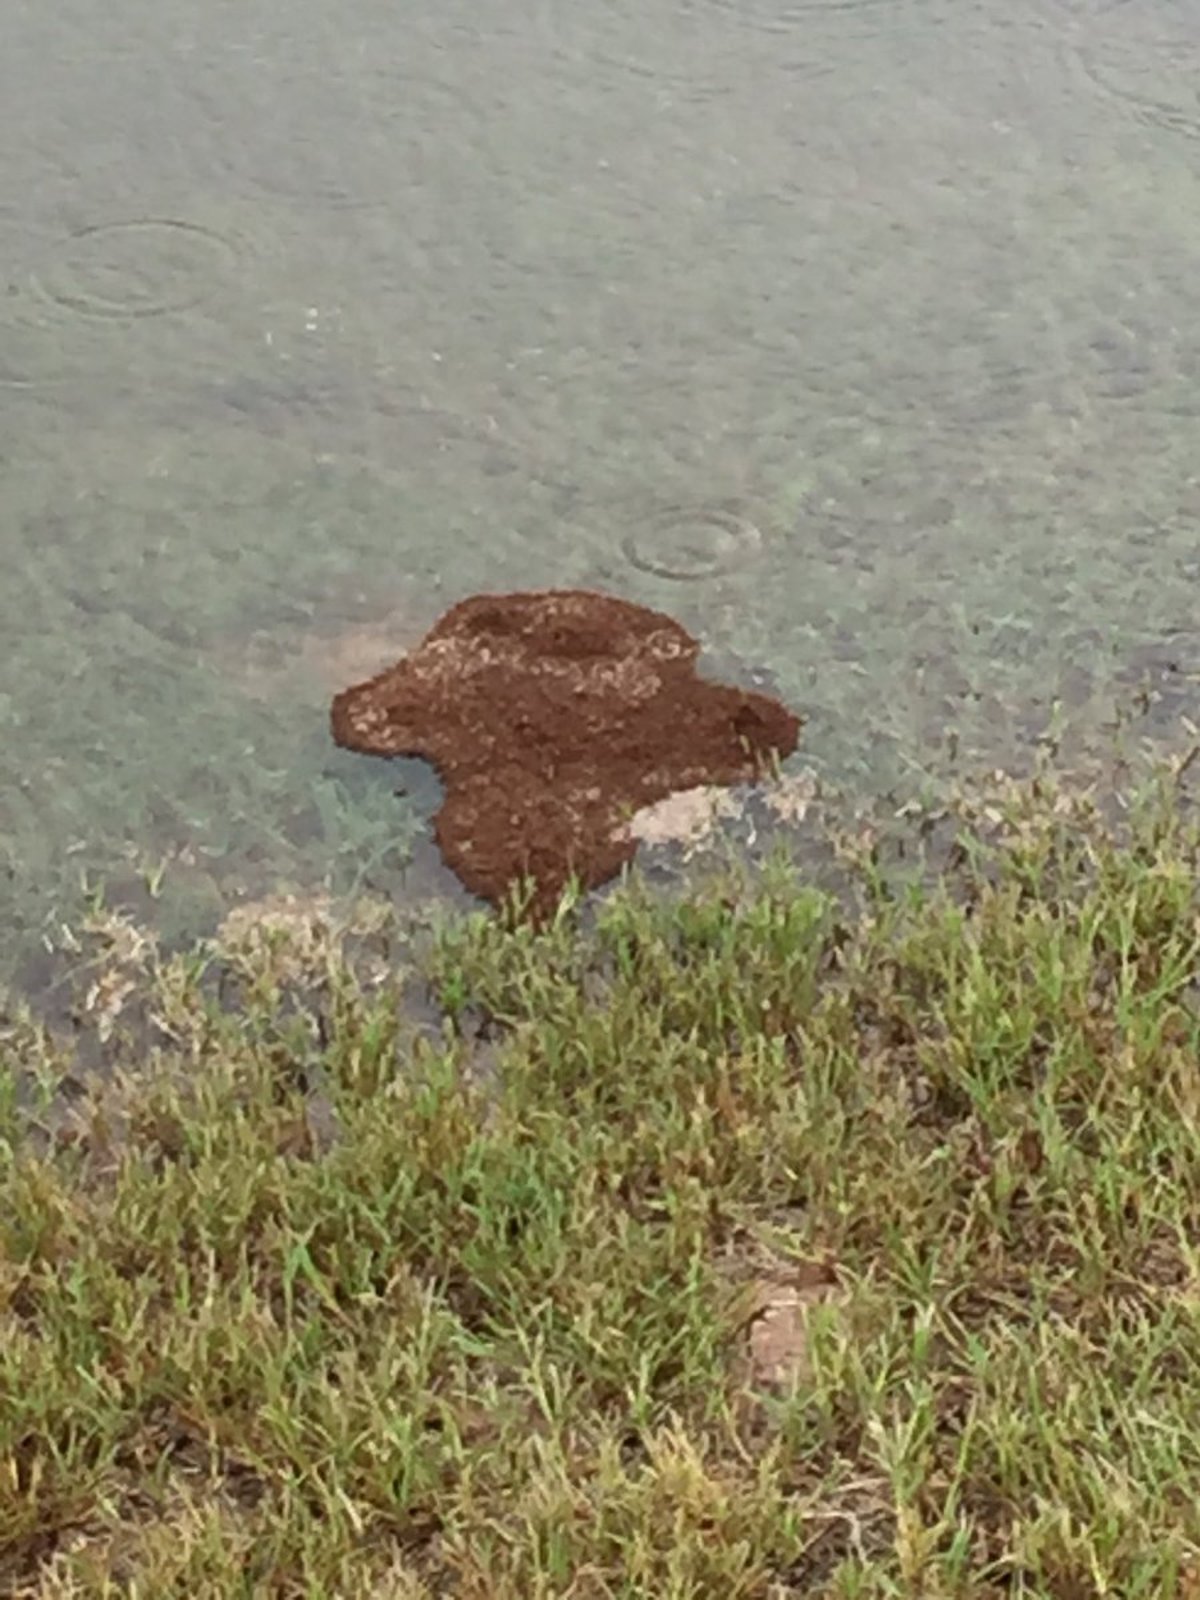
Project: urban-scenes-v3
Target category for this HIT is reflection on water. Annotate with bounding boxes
[4,0,1200,981]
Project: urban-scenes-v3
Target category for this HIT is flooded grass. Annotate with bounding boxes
[5,757,1200,1594]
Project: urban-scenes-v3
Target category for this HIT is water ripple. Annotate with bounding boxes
[622,503,764,581]
[1053,0,1200,141]
[682,0,969,38]
[32,218,243,320]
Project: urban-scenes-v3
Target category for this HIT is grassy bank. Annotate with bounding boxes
[5,762,1200,1596]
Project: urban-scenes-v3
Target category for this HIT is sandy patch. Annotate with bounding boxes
[615,784,745,856]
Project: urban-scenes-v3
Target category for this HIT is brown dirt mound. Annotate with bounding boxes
[330,588,802,919]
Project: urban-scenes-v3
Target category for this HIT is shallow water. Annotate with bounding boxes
[4,0,1200,982]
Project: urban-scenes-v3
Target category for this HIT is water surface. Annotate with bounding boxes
[4,0,1200,981]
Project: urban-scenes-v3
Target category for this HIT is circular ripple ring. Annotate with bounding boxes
[622,507,764,581]
[33,219,241,319]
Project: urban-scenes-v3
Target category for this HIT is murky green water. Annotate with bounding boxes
[4,0,1200,983]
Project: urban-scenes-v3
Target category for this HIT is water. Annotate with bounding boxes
[4,0,1200,983]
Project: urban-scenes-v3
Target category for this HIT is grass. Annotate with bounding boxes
[5,759,1200,1596]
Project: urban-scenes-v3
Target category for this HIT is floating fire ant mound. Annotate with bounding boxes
[330,588,802,919]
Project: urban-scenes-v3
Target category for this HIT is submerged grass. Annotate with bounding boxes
[5,761,1200,1596]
